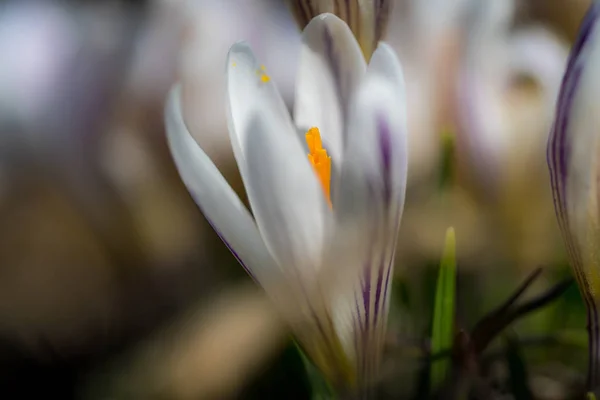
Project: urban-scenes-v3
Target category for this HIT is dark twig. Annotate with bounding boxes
[471,272,573,353]
[492,267,544,317]
[508,278,574,322]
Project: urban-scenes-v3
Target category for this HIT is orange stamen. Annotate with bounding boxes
[305,127,331,206]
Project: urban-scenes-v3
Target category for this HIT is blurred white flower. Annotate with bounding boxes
[166,13,408,391]
[454,0,568,195]
[0,1,76,133]
[384,0,471,184]
[0,1,139,210]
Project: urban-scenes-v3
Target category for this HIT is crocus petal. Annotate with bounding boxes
[367,42,407,122]
[288,1,392,59]
[327,61,408,384]
[241,109,352,383]
[237,85,329,287]
[548,2,600,294]
[164,85,278,285]
[294,13,366,165]
[226,41,290,178]
[547,1,600,388]
[332,46,408,253]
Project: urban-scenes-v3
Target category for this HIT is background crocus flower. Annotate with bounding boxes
[384,0,471,185]
[166,13,407,393]
[288,0,391,60]
[398,0,570,272]
[455,0,568,198]
[547,1,600,391]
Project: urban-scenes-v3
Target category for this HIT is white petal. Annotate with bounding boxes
[294,13,366,164]
[367,42,407,123]
[324,70,408,384]
[164,84,278,284]
[334,47,408,234]
[226,42,290,179]
[226,41,330,280]
[243,107,330,283]
[288,1,391,61]
[556,3,600,293]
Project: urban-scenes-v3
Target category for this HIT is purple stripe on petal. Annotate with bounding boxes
[343,0,351,24]
[352,112,407,384]
[360,181,379,332]
[550,2,599,199]
[349,0,358,34]
[547,2,599,297]
[547,2,594,246]
[373,258,385,327]
[374,0,391,44]
[550,65,582,232]
[289,0,312,29]
[362,259,372,330]
[355,292,364,333]
[381,204,402,322]
[378,114,392,204]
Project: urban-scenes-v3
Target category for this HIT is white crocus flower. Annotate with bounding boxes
[165,13,407,391]
[456,0,568,196]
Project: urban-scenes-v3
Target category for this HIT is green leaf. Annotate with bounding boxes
[293,341,336,399]
[430,227,457,392]
[588,393,597,400]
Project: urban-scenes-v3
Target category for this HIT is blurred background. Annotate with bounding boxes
[0,0,593,398]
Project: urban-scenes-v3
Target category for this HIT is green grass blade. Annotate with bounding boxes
[430,227,457,392]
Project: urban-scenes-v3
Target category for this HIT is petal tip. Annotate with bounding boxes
[226,41,256,68]
[303,11,346,33]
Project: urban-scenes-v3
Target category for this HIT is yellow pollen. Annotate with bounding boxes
[232,61,236,67]
[305,127,331,205]
[256,66,270,82]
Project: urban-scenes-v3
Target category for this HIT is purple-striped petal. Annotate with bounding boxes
[294,13,366,166]
[546,1,600,389]
[323,52,407,385]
